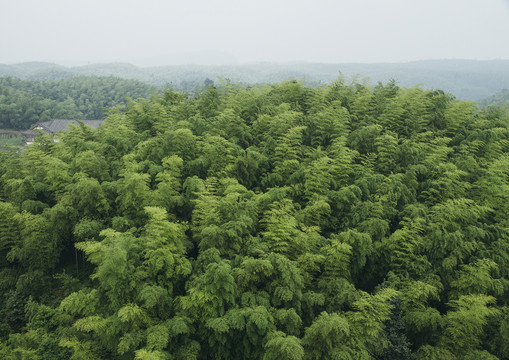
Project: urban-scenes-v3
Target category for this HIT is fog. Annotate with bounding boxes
[1,0,509,66]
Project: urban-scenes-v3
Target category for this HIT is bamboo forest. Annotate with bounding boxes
[1,78,509,359]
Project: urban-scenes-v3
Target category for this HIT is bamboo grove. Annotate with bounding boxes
[1,79,509,359]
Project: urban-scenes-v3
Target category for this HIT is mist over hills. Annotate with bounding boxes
[1,59,508,101]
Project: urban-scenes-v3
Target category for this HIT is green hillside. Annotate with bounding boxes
[1,79,508,359]
[0,76,158,130]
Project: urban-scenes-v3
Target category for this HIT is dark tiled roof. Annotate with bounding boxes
[34,119,103,133]
[21,129,39,135]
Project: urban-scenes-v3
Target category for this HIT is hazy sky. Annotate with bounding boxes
[1,0,509,65]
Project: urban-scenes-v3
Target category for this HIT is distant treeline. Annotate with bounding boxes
[2,59,509,100]
[0,76,158,130]
[2,62,508,132]
[479,89,509,108]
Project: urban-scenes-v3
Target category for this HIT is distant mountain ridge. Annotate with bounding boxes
[1,59,508,100]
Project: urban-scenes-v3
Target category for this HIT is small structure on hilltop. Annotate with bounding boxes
[22,119,103,145]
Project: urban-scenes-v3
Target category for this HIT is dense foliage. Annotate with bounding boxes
[0,79,508,359]
[0,76,157,130]
[0,133,23,147]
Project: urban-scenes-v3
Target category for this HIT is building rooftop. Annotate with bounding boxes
[41,119,102,132]
[21,119,104,145]
[22,119,103,135]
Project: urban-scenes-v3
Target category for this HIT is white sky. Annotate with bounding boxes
[1,0,509,65]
